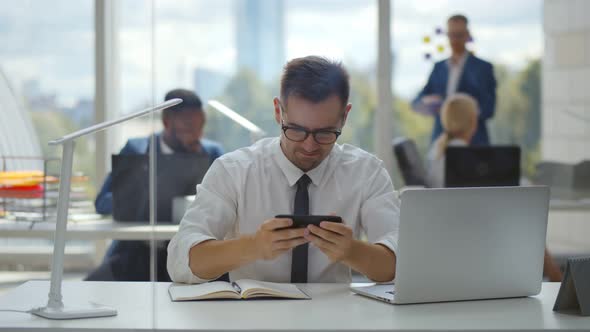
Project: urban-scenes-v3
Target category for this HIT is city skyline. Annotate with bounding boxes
[236,0,285,82]
[0,0,542,112]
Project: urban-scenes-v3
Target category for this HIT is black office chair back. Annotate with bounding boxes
[392,137,428,186]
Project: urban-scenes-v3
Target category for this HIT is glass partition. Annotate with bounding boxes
[2,0,590,327]
[0,0,96,292]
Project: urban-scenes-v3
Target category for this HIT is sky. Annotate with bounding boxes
[0,0,543,111]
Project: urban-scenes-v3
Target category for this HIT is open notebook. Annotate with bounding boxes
[168,279,311,301]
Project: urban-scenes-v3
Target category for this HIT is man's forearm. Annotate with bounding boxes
[343,240,396,282]
[188,236,258,280]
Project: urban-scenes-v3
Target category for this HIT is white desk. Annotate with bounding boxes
[0,219,178,264]
[550,199,590,211]
[0,281,588,331]
[0,219,178,241]
[546,200,590,259]
[0,198,587,242]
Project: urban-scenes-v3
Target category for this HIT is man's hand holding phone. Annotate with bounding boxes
[304,220,355,263]
[252,217,309,260]
[274,214,354,263]
[257,214,353,263]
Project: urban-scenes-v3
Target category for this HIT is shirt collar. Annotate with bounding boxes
[271,137,334,187]
[159,133,206,155]
[448,138,468,146]
[447,51,469,68]
[159,136,174,155]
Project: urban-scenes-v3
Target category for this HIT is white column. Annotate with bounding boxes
[375,0,395,179]
[94,0,121,186]
[542,0,590,259]
[542,0,590,163]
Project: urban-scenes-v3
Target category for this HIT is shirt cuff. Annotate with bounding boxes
[167,233,217,284]
[374,232,397,256]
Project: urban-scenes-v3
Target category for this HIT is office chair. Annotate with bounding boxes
[392,137,428,187]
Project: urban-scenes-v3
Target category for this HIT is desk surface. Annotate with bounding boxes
[549,198,590,211]
[0,281,588,331]
[0,197,588,241]
[0,219,177,240]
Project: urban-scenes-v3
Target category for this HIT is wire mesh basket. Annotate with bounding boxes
[0,156,96,223]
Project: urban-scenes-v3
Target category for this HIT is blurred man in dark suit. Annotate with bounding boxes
[87,88,224,281]
[413,14,496,146]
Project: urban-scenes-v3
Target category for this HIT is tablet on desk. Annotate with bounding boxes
[275,215,342,228]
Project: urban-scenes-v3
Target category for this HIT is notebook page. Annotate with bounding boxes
[235,279,310,299]
[168,281,238,301]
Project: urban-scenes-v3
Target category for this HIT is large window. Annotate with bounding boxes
[392,0,543,177]
[0,0,96,286]
[1,0,588,307]
[115,0,379,153]
[0,0,95,180]
[114,0,546,179]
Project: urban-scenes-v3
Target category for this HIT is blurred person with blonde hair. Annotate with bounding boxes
[426,93,478,187]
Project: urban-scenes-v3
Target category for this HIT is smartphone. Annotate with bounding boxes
[275,214,342,228]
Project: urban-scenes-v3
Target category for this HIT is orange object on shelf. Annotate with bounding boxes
[0,170,43,178]
[0,171,59,186]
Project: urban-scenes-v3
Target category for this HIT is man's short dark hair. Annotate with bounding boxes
[448,14,469,26]
[280,56,350,107]
[163,88,203,118]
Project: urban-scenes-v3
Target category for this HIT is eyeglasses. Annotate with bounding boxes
[277,100,344,145]
[281,121,341,145]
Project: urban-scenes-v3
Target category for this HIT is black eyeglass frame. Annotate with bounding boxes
[278,101,343,145]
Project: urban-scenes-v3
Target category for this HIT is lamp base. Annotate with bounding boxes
[31,302,117,320]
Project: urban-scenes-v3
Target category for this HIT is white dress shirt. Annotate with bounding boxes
[426,138,468,188]
[159,137,173,154]
[167,137,400,284]
[446,52,469,97]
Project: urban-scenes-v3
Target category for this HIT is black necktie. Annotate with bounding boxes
[291,174,311,283]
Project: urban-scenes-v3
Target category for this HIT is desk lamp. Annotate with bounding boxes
[208,100,266,143]
[30,98,182,319]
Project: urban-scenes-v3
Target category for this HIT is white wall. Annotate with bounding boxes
[542,0,590,163]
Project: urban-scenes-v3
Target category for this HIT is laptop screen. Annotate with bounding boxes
[111,154,210,222]
[444,146,520,187]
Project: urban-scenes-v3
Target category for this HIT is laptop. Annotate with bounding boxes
[351,186,550,304]
[111,154,210,222]
[445,146,520,187]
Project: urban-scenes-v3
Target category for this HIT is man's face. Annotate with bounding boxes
[447,19,469,53]
[163,110,205,153]
[274,94,351,172]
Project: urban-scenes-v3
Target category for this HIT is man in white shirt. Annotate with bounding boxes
[168,56,399,284]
